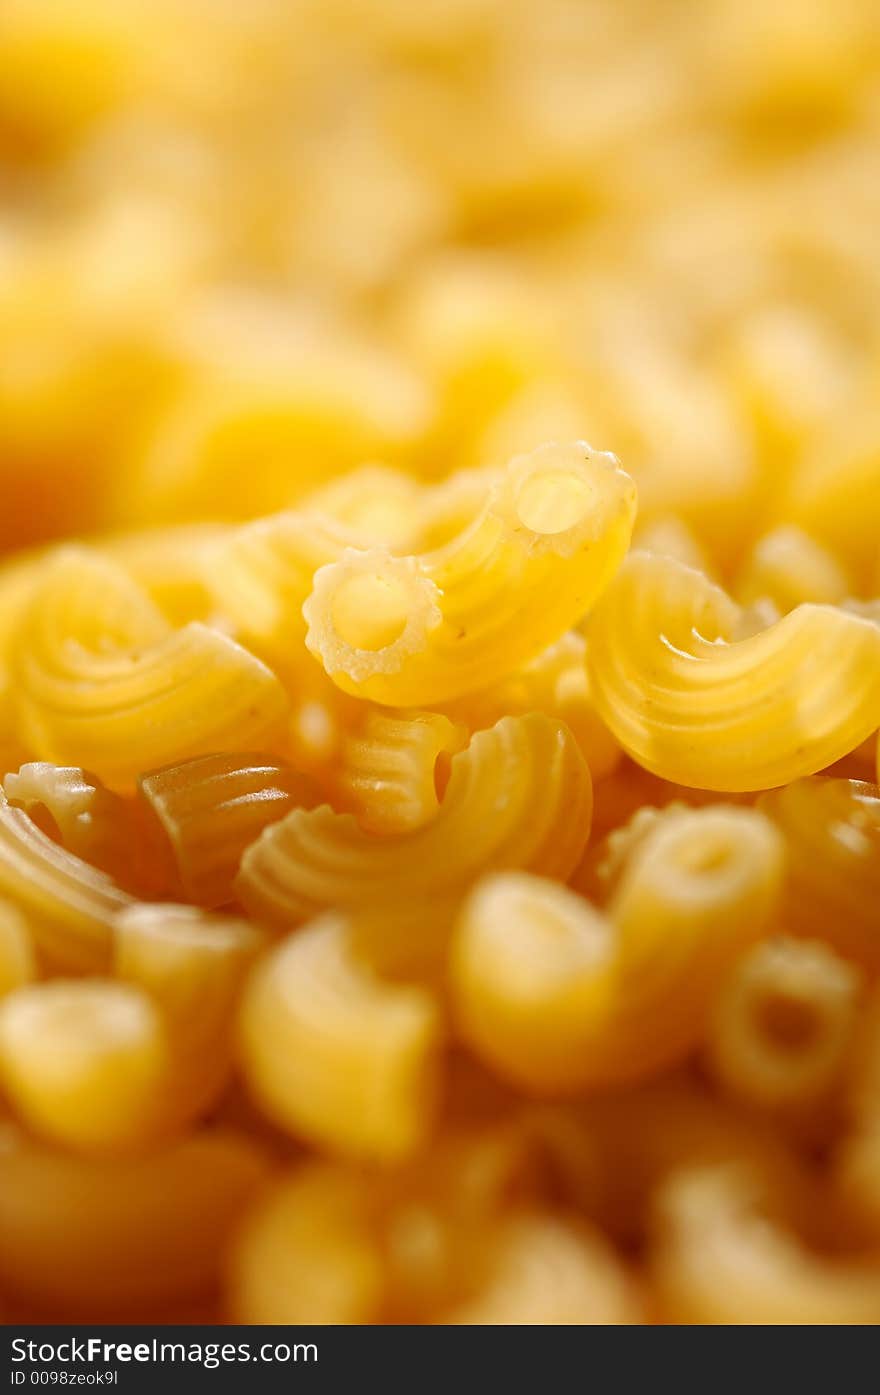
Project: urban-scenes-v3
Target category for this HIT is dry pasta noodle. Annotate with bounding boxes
[705,936,862,1120]
[12,548,289,791]
[0,784,132,974]
[137,752,320,908]
[452,807,783,1094]
[587,551,880,791]
[237,713,592,928]
[335,707,468,834]
[757,778,880,972]
[4,0,880,1330]
[653,1165,880,1325]
[238,912,442,1161]
[115,901,264,1129]
[304,442,637,706]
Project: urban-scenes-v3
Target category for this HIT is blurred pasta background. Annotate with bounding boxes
[1,0,880,1325]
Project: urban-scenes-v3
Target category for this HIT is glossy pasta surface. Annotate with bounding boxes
[2,0,880,1330]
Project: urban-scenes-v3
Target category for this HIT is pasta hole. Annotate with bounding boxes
[676,835,733,875]
[331,573,411,651]
[515,470,593,535]
[752,991,821,1052]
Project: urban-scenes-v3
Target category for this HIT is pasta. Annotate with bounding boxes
[706,937,862,1119]
[0,899,36,997]
[653,1166,880,1325]
[0,979,169,1153]
[4,761,150,892]
[137,752,319,907]
[12,549,289,791]
[587,551,880,791]
[4,0,880,1331]
[336,708,468,834]
[0,1123,268,1318]
[238,913,442,1161]
[0,784,132,974]
[757,779,880,971]
[304,442,637,706]
[237,713,592,927]
[452,807,783,1093]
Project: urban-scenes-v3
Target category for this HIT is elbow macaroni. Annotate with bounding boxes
[587,551,880,791]
[3,0,880,1328]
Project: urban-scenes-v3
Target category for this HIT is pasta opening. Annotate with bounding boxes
[514,470,594,536]
[751,991,822,1052]
[675,834,735,876]
[330,573,413,652]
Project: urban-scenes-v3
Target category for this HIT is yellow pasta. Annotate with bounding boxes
[304,442,637,706]
[735,526,852,611]
[452,807,782,1093]
[587,551,880,791]
[336,708,468,833]
[706,937,862,1117]
[3,761,149,892]
[238,913,441,1161]
[115,901,264,1127]
[237,713,592,927]
[0,1123,268,1318]
[304,465,424,552]
[0,899,36,997]
[228,1164,385,1325]
[0,979,168,1153]
[445,1213,640,1325]
[0,784,132,973]
[5,0,880,1331]
[11,548,289,790]
[757,779,880,971]
[138,752,319,908]
[653,1166,880,1325]
[206,511,357,681]
[443,632,621,784]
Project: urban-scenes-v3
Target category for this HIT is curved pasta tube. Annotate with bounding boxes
[0,900,35,997]
[653,1166,880,1324]
[337,708,468,833]
[452,807,783,1094]
[0,980,169,1154]
[206,511,357,680]
[238,914,442,1160]
[115,902,264,1126]
[12,549,289,791]
[304,442,637,706]
[0,786,133,973]
[706,938,861,1117]
[3,762,152,893]
[736,526,851,611]
[228,1165,385,1324]
[237,714,592,927]
[138,752,319,907]
[0,1124,268,1318]
[587,551,880,791]
[758,779,880,971]
[446,1213,640,1325]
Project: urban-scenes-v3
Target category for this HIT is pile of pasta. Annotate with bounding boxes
[2,0,880,1326]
